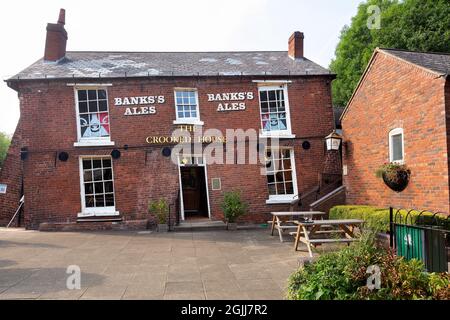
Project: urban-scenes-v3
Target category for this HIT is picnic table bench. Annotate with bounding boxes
[269,211,327,242]
[290,219,364,257]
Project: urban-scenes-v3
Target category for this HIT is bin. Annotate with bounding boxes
[395,225,425,261]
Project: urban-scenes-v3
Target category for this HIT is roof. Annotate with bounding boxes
[8,51,333,81]
[340,48,450,121]
[380,48,450,75]
[333,106,344,129]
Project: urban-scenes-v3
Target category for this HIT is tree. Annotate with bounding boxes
[0,132,11,168]
[330,0,450,107]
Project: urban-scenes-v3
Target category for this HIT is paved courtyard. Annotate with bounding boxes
[0,227,309,300]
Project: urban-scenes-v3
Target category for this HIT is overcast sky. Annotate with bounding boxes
[0,0,362,134]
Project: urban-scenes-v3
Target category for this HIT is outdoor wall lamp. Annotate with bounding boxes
[325,130,342,151]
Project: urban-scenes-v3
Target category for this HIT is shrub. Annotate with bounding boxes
[329,205,449,233]
[287,231,450,300]
[220,190,248,223]
[148,198,169,224]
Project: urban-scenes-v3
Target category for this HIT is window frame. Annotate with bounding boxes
[264,147,298,204]
[78,155,119,217]
[389,128,405,164]
[258,84,293,138]
[173,88,204,126]
[74,86,115,147]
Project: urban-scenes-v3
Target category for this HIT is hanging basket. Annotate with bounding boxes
[382,169,410,192]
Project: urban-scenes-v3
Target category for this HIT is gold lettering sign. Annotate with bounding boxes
[145,135,226,145]
[145,124,226,144]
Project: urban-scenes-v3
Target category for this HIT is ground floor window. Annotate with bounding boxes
[265,148,298,202]
[79,156,117,216]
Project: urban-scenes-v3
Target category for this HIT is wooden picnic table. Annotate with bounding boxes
[291,219,364,257]
[269,211,326,242]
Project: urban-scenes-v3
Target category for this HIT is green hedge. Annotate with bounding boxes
[329,205,449,233]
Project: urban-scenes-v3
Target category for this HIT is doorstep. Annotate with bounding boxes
[174,220,227,232]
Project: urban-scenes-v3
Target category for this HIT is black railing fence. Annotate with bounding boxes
[389,207,449,273]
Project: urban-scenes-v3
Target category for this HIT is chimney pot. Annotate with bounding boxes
[44,9,68,62]
[58,9,66,25]
[288,31,304,60]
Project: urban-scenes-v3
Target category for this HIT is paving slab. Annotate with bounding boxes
[0,228,308,300]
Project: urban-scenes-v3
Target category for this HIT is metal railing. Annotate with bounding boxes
[389,207,449,273]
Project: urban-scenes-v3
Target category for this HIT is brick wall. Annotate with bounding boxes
[342,52,450,214]
[0,118,23,226]
[4,75,335,229]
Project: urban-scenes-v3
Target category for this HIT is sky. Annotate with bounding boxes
[0,0,362,134]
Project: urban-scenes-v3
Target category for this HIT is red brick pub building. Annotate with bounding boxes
[0,10,338,230]
[342,48,450,215]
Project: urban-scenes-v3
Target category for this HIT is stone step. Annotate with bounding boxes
[173,220,226,232]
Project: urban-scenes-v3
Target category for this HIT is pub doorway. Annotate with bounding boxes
[178,155,210,221]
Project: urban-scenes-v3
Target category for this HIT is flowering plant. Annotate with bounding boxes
[376,163,410,184]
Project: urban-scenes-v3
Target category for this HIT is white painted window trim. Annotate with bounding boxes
[265,147,298,204]
[78,156,119,217]
[389,128,405,164]
[258,84,293,137]
[173,89,203,125]
[73,86,115,147]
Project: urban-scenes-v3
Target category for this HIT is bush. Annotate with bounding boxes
[287,231,450,300]
[329,205,449,233]
[220,190,248,223]
[148,198,169,224]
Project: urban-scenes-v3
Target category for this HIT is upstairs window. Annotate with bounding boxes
[389,128,404,163]
[259,85,291,135]
[174,90,202,124]
[76,88,111,142]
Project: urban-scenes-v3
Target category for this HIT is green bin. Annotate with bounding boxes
[395,225,425,262]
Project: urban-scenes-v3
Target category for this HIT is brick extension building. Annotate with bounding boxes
[0,10,338,230]
[342,48,450,214]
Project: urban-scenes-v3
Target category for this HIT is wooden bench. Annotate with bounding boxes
[269,211,326,242]
[292,219,364,257]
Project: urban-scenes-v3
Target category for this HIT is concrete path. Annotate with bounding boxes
[0,227,309,300]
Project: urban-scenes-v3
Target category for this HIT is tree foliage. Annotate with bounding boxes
[0,132,11,168]
[330,0,450,107]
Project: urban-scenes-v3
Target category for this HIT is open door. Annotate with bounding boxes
[180,166,209,220]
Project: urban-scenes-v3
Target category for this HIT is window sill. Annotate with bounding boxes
[74,140,115,147]
[259,133,296,139]
[77,211,120,218]
[390,160,405,165]
[173,120,204,126]
[266,197,298,205]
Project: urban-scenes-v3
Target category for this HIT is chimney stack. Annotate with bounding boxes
[44,9,68,62]
[288,31,304,60]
